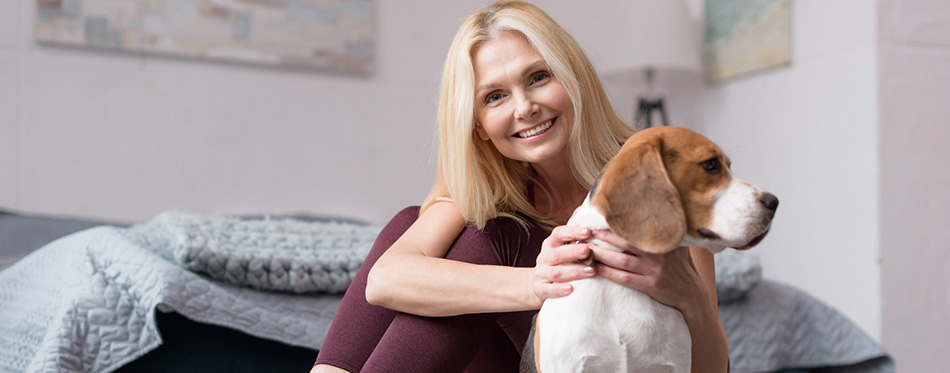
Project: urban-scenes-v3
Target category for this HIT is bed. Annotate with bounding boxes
[0,209,894,373]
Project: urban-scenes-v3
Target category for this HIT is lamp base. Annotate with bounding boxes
[634,97,668,131]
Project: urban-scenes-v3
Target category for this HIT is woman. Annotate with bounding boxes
[313,1,728,371]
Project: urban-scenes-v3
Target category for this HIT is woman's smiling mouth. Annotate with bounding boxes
[514,118,555,138]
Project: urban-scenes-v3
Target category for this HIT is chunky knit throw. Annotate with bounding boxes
[131,211,381,294]
[714,249,763,303]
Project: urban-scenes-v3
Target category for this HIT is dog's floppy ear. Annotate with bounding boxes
[592,143,686,253]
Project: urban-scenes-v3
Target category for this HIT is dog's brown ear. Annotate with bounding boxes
[592,143,686,253]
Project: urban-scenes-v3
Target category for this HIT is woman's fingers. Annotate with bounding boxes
[540,226,594,264]
[536,242,595,286]
[590,229,643,254]
[534,282,574,299]
[588,245,650,275]
[532,260,594,302]
[542,258,596,280]
[532,225,598,302]
[549,225,593,246]
[539,242,592,265]
[593,261,649,289]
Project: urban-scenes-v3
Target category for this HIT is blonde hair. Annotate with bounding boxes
[422,0,634,230]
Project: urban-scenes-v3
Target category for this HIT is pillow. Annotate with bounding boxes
[129,211,381,294]
[714,250,763,303]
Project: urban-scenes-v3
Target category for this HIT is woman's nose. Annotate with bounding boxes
[514,93,539,120]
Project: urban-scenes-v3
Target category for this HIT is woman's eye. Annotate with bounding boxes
[700,158,722,174]
[485,92,503,104]
[530,71,550,84]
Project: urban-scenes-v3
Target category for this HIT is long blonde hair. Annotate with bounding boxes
[422,0,634,230]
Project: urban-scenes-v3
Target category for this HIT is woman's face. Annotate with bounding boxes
[472,33,574,170]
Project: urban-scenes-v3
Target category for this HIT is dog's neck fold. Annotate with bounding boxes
[568,195,620,260]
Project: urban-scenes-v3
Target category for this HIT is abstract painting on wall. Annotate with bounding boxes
[34,0,375,74]
[704,0,790,82]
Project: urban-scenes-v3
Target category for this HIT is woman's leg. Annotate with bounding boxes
[315,208,546,372]
[313,206,421,372]
[361,215,546,372]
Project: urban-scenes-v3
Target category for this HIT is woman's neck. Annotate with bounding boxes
[531,162,588,225]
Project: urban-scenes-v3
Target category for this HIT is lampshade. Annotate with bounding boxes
[597,0,702,90]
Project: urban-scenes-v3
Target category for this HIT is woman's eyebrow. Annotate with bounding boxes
[520,60,547,77]
[475,60,548,94]
[475,82,500,95]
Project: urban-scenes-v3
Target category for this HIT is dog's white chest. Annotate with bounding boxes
[537,277,691,372]
[536,200,692,372]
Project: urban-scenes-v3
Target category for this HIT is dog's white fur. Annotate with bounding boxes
[534,127,776,372]
[538,195,693,372]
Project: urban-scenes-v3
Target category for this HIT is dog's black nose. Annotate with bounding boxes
[760,193,779,211]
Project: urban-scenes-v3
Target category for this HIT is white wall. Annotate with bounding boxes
[1,0,887,346]
[587,0,884,341]
[687,0,882,340]
[630,0,882,339]
[0,1,488,224]
[879,0,950,370]
[0,0,21,210]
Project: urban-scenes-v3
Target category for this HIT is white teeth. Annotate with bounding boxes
[516,119,553,138]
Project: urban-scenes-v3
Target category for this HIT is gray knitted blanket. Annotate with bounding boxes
[130,211,381,294]
[0,211,381,372]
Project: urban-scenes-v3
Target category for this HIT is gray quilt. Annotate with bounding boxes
[0,213,379,373]
[0,211,892,372]
[720,280,894,372]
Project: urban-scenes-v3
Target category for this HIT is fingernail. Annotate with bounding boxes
[584,266,595,275]
[563,284,573,293]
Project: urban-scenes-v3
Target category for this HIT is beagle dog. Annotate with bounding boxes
[523,126,778,372]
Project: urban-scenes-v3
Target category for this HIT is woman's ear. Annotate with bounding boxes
[592,143,686,254]
[474,122,490,141]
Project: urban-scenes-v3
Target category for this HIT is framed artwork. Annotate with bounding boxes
[704,0,791,82]
[34,0,375,74]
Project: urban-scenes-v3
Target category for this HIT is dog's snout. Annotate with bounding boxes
[760,193,779,211]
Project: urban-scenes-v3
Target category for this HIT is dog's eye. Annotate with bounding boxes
[700,158,722,174]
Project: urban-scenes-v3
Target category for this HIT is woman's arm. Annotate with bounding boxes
[365,200,595,317]
[682,247,730,372]
[589,231,729,373]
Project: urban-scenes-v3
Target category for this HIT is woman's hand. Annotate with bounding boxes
[529,225,598,308]
[588,230,711,317]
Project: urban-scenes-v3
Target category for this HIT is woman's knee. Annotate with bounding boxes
[445,216,545,267]
[382,206,421,240]
[367,207,420,254]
